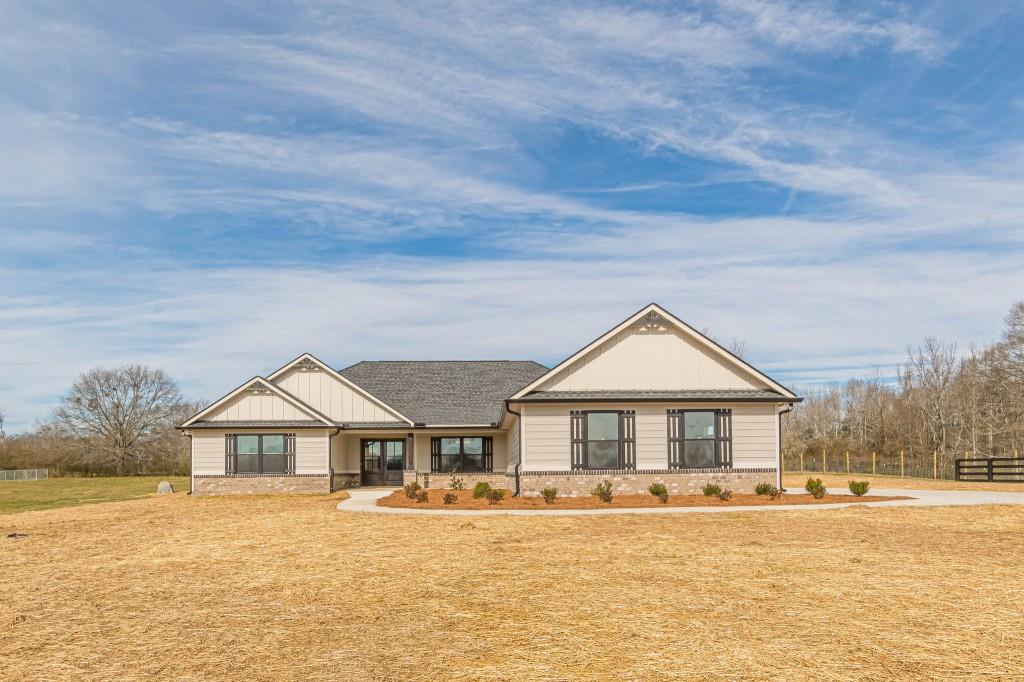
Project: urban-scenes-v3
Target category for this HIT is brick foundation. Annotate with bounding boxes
[331,472,361,490]
[193,474,331,495]
[517,468,777,497]
[403,471,511,491]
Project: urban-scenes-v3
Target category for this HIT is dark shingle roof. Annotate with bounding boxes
[514,389,798,402]
[339,361,549,425]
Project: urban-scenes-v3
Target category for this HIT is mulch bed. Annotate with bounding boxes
[378,488,909,510]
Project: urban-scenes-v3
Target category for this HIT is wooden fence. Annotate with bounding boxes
[783,450,1022,480]
[955,457,1024,482]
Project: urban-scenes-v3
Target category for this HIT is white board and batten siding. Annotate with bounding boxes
[191,429,331,475]
[536,326,761,392]
[520,402,779,472]
[272,367,404,423]
[203,391,315,422]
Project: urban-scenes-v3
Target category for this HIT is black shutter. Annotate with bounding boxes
[483,437,493,472]
[570,411,586,470]
[430,437,441,473]
[285,433,296,474]
[619,411,636,469]
[225,434,237,474]
[715,410,733,468]
[667,411,682,469]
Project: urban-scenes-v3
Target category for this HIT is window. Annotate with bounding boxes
[227,434,294,474]
[667,410,732,469]
[431,436,493,473]
[682,411,716,468]
[586,412,620,469]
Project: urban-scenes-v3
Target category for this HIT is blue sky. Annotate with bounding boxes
[2,1,1024,432]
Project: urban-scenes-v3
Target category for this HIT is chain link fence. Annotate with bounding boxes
[783,450,980,481]
[0,468,49,481]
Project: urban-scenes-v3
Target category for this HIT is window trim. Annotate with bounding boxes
[667,409,732,469]
[430,436,494,473]
[226,433,296,475]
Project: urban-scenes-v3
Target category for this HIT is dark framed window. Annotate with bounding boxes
[226,434,296,474]
[431,436,493,473]
[570,410,636,470]
[667,410,732,469]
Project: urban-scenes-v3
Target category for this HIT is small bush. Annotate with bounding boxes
[448,473,465,490]
[591,480,614,503]
[648,482,669,503]
[472,481,492,499]
[717,488,733,501]
[754,482,773,496]
[804,477,825,495]
[443,492,458,505]
[403,481,422,499]
[486,488,506,504]
[415,490,429,503]
[541,487,558,504]
[848,480,870,497]
[767,485,782,500]
[702,483,721,497]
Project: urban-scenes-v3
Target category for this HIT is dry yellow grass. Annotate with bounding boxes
[784,472,1024,492]
[3,491,1024,681]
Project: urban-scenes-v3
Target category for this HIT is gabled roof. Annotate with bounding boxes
[510,303,799,400]
[338,361,549,425]
[267,353,414,425]
[179,376,334,428]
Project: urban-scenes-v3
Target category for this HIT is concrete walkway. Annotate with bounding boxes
[337,487,1024,517]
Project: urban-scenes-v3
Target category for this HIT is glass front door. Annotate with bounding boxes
[361,439,405,486]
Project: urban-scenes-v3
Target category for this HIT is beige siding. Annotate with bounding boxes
[204,391,314,422]
[273,367,404,423]
[506,416,521,473]
[191,428,330,476]
[537,326,763,392]
[521,402,780,472]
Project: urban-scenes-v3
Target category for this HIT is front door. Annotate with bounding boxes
[361,439,405,486]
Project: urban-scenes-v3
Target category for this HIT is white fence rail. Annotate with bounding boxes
[0,468,49,481]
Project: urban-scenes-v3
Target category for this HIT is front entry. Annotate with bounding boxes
[361,439,405,486]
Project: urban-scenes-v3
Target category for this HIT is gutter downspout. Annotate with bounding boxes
[777,405,794,490]
[505,401,523,497]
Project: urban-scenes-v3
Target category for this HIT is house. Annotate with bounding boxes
[179,303,801,496]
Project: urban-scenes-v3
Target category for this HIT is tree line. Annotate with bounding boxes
[783,302,1024,466]
[0,367,201,476]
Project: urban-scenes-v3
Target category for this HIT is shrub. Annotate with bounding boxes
[702,483,721,497]
[717,488,733,501]
[804,477,827,499]
[472,481,492,499]
[848,480,870,497]
[767,485,782,500]
[443,492,458,505]
[486,488,506,504]
[403,481,422,499]
[648,482,669,503]
[541,487,558,504]
[415,490,429,503]
[448,473,465,490]
[754,482,773,496]
[591,480,614,503]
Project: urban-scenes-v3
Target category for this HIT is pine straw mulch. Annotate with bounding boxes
[379,488,907,509]
[3,491,1024,681]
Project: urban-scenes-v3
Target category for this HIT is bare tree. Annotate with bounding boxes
[0,408,5,439]
[51,365,185,474]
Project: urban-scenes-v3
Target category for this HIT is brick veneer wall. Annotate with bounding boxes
[332,473,360,490]
[401,468,776,497]
[403,471,510,490]
[517,468,776,497]
[193,474,331,495]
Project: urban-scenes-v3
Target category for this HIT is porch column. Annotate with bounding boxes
[406,433,415,471]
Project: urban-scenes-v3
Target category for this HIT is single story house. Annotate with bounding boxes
[179,303,801,496]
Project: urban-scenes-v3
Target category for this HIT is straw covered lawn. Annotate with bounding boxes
[3,491,1023,681]
[783,472,1024,492]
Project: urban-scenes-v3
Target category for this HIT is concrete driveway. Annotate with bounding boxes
[337,487,1024,517]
